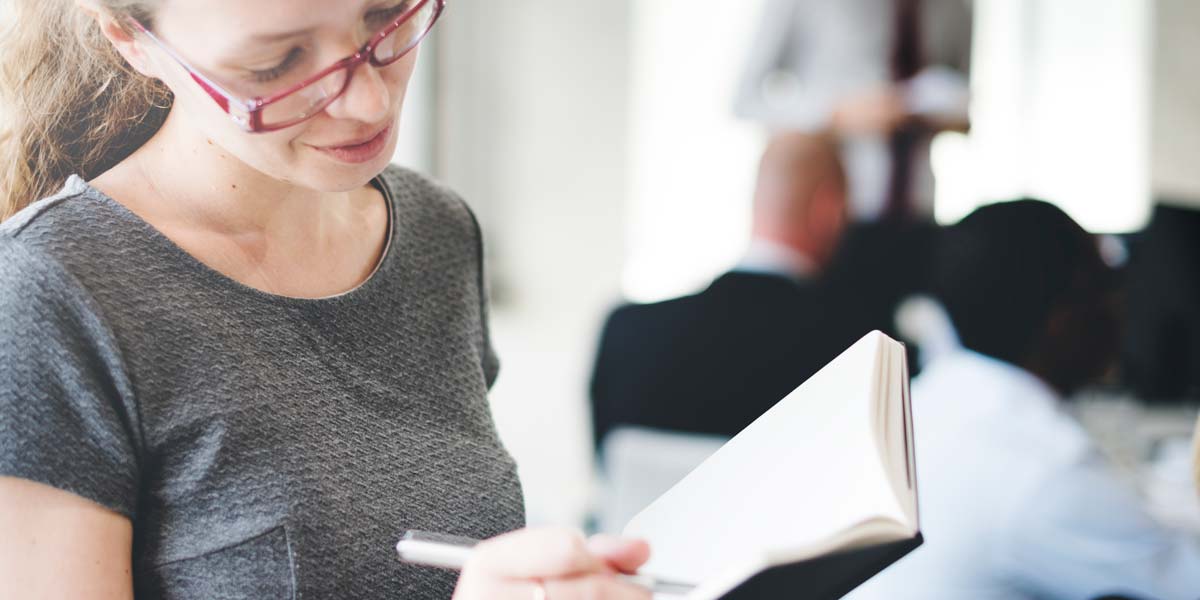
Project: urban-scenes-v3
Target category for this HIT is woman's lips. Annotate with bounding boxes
[313,125,391,164]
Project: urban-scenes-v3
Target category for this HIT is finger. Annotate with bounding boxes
[470,527,605,580]
[544,573,653,600]
[453,575,548,600]
[586,535,651,574]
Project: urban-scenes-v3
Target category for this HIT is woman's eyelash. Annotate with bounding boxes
[249,47,304,83]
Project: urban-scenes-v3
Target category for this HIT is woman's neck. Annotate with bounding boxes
[90,108,390,298]
[127,109,353,239]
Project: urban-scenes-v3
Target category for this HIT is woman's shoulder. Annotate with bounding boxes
[1,175,117,264]
[2,176,95,238]
[0,178,134,317]
[0,232,104,342]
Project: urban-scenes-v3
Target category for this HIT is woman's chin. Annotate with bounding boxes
[303,150,397,192]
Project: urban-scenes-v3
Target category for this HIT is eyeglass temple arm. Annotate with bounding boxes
[126,19,255,115]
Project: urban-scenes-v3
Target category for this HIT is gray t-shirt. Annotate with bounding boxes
[0,166,526,599]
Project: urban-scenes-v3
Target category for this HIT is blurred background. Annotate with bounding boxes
[390,0,1200,530]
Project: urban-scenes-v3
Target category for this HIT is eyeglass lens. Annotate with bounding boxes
[373,0,438,64]
[261,69,350,128]
[259,1,438,128]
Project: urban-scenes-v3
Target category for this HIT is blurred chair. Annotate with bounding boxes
[1122,203,1200,402]
[595,426,728,534]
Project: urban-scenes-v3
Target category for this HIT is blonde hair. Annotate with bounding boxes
[0,0,169,221]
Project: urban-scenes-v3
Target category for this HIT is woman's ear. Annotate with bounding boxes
[75,0,160,79]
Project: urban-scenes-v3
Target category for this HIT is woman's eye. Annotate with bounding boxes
[248,47,304,84]
[366,1,411,28]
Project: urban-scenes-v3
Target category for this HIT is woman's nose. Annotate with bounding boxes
[324,61,392,124]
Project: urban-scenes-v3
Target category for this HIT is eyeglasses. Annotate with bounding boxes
[130,0,445,133]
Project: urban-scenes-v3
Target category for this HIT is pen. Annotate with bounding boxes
[396,530,696,595]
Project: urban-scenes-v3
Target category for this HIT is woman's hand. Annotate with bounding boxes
[452,527,653,600]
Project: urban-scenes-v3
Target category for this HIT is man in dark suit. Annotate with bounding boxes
[590,133,859,446]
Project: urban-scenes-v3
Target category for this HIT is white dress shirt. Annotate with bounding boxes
[846,349,1200,600]
[734,238,816,280]
[734,0,973,220]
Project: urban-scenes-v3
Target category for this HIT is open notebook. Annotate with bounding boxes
[623,331,919,600]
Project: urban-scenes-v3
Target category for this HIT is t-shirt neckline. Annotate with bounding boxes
[66,173,397,307]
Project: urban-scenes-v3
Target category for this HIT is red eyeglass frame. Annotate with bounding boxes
[129,0,445,133]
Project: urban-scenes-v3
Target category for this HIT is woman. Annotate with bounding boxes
[0,0,650,598]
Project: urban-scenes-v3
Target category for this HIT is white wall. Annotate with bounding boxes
[623,0,766,303]
[625,0,1159,310]
[935,0,1153,232]
[392,32,436,173]
[1151,0,1200,206]
[433,0,632,527]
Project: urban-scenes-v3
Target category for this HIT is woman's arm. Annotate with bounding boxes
[0,477,133,600]
[0,240,142,600]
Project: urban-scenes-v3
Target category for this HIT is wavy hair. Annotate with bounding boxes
[0,0,169,221]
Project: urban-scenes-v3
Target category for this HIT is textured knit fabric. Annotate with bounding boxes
[0,165,526,599]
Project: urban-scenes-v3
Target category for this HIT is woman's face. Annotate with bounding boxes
[141,0,420,191]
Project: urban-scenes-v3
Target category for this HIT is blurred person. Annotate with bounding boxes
[1122,203,1200,402]
[734,0,973,221]
[736,0,969,346]
[1194,416,1200,500]
[590,132,857,447]
[0,1,650,598]
[847,200,1200,600]
[819,216,942,356]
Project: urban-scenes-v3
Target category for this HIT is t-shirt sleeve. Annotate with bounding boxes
[461,200,501,390]
[0,238,142,519]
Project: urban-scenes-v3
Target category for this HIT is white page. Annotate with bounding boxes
[624,332,907,584]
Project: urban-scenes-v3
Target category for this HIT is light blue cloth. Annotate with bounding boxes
[846,349,1200,600]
